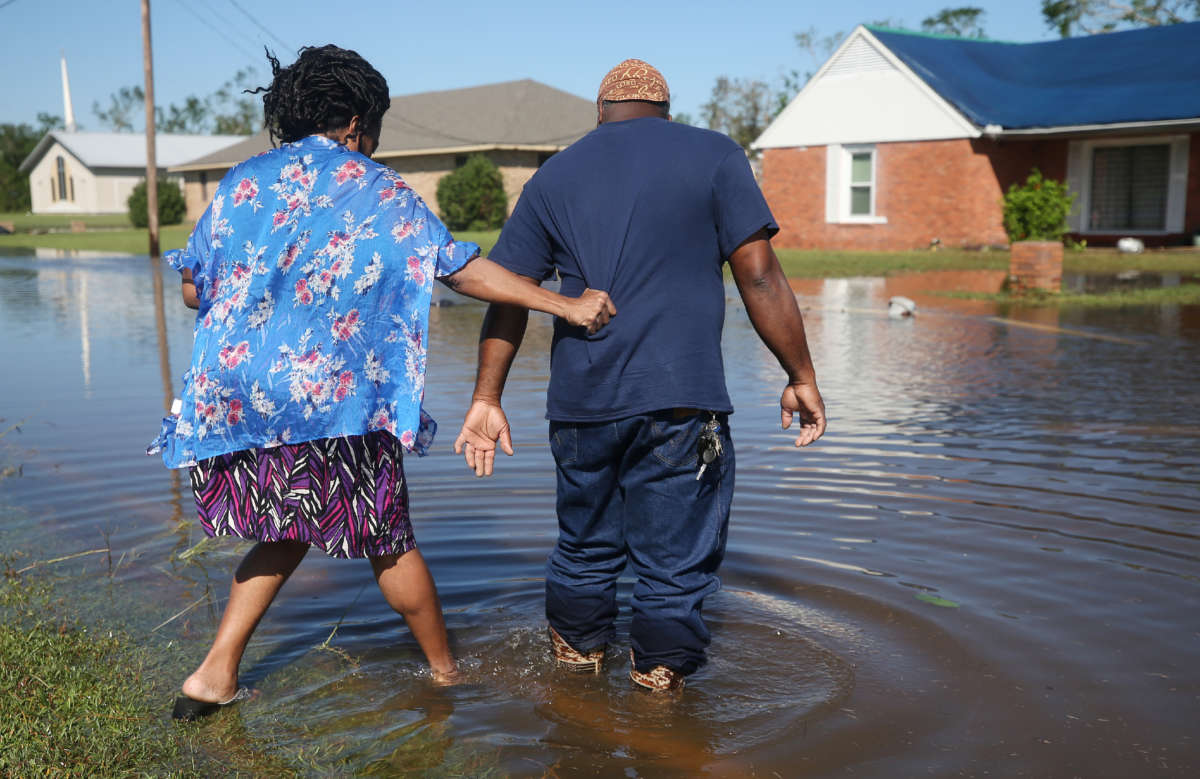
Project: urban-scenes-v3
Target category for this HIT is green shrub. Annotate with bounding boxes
[1001,168,1074,243]
[436,154,507,231]
[127,178,186,228]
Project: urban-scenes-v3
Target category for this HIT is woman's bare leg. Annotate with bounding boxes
[370,548,457,679]
[181,540,310,702]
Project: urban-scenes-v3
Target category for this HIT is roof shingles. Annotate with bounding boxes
[174,79,595,171]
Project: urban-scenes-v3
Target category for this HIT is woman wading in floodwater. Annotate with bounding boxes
[149,45,614,720]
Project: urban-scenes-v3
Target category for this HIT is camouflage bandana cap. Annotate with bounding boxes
[596,59,670,105]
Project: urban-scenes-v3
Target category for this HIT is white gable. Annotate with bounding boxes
[754,27,980,149]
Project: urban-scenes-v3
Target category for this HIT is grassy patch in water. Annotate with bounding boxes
[0,553,332,776]
[0,212,134,231]
[772,248,1008,278]
[0,226,192,254]
[936,283,1200,307]
[0,568,194,776]
[1063,249,1200,275]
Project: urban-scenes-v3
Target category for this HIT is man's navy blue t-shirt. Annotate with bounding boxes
[489,117,777,422]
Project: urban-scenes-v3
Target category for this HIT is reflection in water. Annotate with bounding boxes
[1,256,1199,776]
[78,270,91,394]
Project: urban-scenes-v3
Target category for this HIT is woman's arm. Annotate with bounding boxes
[181,268,200,310]
[441,257,615,334]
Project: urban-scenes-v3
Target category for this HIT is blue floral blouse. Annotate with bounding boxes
[149,134,479,469]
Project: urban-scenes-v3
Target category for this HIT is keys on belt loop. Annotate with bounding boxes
[696,412,723,480]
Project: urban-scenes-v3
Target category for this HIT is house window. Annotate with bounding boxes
[50,176,57,202]
[56,156,68,202]
[848,150,874,216]
[1068,136,1189,234]
[825,144,886,224]
[69,176,75,202]
[454,154,467,168]
[1089,145,1169,231]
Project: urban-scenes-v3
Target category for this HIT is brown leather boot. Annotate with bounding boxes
[548,626,604,673]
[628,650,685,692]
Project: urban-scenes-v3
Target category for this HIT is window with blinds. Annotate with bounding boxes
[1088,144,1169,231]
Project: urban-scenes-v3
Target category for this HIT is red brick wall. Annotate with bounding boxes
[762,138,1067,251]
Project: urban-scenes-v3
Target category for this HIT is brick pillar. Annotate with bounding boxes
[1009,241,1063,293]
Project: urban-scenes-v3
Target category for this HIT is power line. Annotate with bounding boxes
[0,0,22,10]
[171,0,260,64]
[225,0,294,54]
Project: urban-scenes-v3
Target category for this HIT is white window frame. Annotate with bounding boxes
[1066,134,1189,235]
[825,143,887,224]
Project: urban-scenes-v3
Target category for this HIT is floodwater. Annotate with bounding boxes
[2,253,1199,777]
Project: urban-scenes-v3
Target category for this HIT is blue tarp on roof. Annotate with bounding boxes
[869,22,1200,130]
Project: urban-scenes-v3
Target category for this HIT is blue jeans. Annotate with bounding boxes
[546,409,735,676]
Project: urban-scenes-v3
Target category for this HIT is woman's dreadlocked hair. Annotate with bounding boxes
[252,45,390,145]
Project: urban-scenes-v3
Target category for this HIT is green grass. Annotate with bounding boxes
[938,283,1200,307]
[0,225,192,254]
[773,248,1009,278]
[0,571,196,776]
[0,212,133,231]
[456,229,501,256]
[1063,250,1200,274]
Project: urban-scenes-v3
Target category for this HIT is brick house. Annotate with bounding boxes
[753,23,1200,250]
[171,79,595,222]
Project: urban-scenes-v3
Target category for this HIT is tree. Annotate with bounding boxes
[922,6,988,37]
[0,115,62,211]
[701,77,775,154]
[93,70,262,135]
[210,69,262,135]
[1041,0,1199,36]
[127,178,186,228]
[436,155,507,231]
[93,86,144,133]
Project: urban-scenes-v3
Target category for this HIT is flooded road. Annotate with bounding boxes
[2,254,1199,777]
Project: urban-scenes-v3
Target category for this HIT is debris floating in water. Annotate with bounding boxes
[888,296,916,318]
[1117,237,1145,254]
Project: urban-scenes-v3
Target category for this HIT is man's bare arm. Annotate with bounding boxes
[453,274,536,476]
[728,229,826,446]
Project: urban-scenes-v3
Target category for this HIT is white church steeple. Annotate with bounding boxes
[60,53,77,132]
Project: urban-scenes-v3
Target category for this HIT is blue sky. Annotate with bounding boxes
[1,0,1053,130]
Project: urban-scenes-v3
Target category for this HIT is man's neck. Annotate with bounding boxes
[601,102,667,124]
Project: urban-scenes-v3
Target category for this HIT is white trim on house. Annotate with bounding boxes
[754,26,979,150]
[993,118,1200,138]
[1066,134,1190,234]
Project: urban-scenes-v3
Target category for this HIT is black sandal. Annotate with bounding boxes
[171,687,252,721]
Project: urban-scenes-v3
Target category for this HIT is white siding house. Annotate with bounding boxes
[20,132,245,215]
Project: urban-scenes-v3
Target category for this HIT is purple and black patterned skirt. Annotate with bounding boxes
[189,431,415,559]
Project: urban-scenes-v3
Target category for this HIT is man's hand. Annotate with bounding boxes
[781,382,826,447]
[453,399,515,477]
[562,289,617,334]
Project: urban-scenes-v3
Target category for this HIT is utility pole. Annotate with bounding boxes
[141,0,159,259]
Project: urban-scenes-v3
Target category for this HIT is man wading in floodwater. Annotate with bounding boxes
[454,59,826,692]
